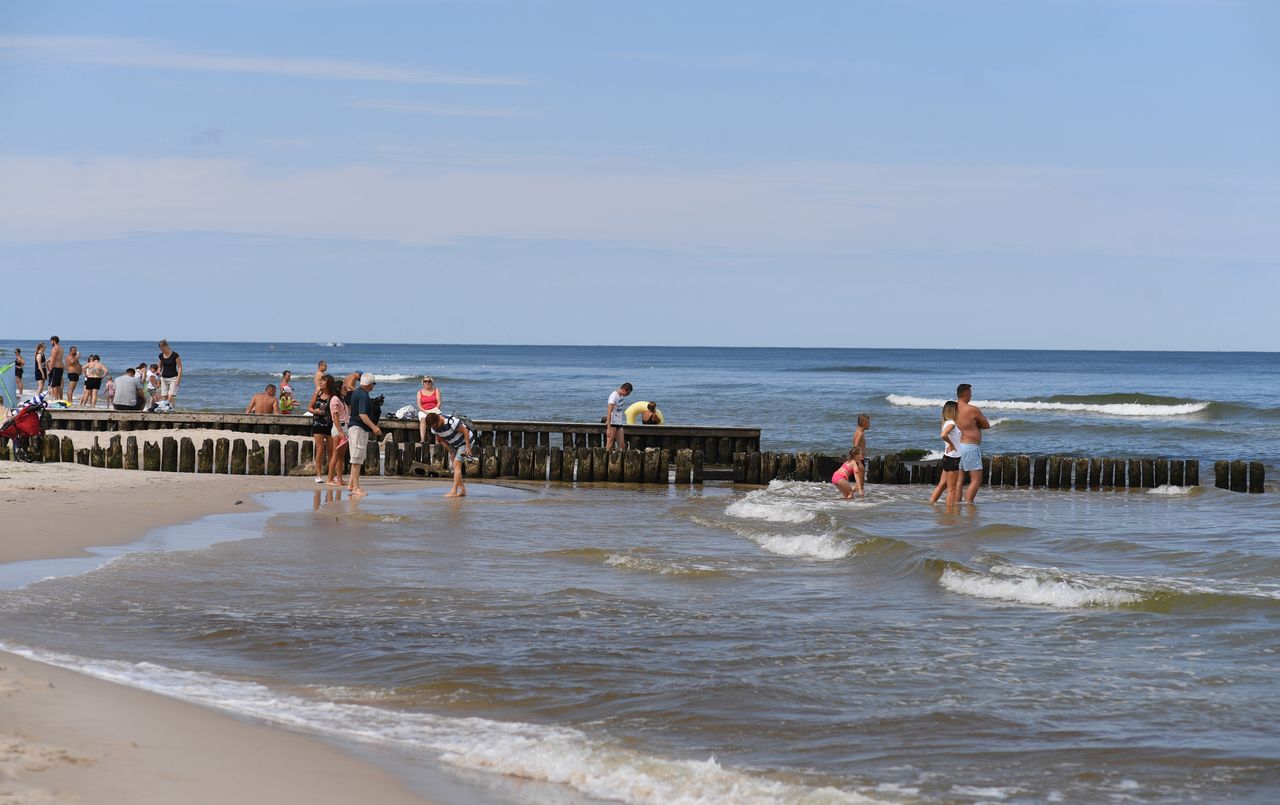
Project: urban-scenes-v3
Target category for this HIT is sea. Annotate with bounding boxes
[1,342,1278,804]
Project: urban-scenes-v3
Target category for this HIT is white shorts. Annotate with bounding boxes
[417,408,442,419]
[160,377,180,397]
[348,426,370,462]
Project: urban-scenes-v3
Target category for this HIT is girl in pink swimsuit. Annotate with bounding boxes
[832,447,864,500]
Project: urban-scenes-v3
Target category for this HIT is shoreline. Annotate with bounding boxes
[0,462,442,804]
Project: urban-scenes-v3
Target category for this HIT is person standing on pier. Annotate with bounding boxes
[605,382,632,451]
[48,336,64,401]
[158,340,183,409]
[956,383,991,503]
[65,346,83,404]
[12,348,24,396]
[346,373,382,497]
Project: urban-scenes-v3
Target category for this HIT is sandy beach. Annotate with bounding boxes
[0,453,436,804]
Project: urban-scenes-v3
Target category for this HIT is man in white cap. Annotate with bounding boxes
[346,373,383,497]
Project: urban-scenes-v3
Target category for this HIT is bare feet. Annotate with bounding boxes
[350,488,367,497]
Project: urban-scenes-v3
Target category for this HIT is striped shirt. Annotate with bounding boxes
[431,415,470,449]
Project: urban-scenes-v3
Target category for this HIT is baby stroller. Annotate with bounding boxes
[1,394,50,462]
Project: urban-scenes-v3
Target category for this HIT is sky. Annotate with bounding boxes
[1,0,1277,350]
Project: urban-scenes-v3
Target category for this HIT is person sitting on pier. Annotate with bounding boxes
[111,367,144,411]
[641,402,662,425]
[246,384,280,415]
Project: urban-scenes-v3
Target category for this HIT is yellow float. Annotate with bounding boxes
[625,400,664,425]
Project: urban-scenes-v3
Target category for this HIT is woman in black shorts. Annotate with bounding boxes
[12,348,24,396]
[308,374,335,484]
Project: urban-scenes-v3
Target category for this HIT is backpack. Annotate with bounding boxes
[367,393,385,424]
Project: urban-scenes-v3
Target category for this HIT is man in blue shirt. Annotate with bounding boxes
[346,373,383,497]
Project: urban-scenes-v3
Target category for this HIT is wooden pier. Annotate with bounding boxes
[0,410,1265,492]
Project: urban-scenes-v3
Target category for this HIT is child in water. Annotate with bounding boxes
[928,400,963,507]
[279,388,298,414]
[832,446,864,500]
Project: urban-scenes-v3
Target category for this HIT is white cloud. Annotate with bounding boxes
[349,99,529,118]
[0,35,528,86]
[0,156,1274,263]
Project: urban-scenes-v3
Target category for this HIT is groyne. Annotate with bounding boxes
[1,410,1264,492]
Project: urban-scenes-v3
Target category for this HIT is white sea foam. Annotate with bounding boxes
[939,566,1145,608]
[725,489,818,524]
[752,533,856,561]
[604,553,722,576]
[0,645,883,805]
[886,394,1209,418]
[1148,484,1193,496]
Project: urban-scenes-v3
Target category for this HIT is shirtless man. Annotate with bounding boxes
[65,346,83,403]
[314,361,328,392]
[48,336,65,401]
[245,384,280,415]
[955,383,991,503]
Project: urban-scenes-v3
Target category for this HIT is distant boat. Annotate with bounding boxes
[323,342,345,347]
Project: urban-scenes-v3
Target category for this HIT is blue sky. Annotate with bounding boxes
[1,0,1277,349]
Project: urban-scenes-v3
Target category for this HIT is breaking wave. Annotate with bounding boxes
[887,394,1210,418]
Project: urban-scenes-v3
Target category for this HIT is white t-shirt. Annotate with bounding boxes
[608,390,627,425]
[942,420,962,457]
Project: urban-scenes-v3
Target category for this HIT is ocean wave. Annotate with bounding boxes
[751,533,859,561]
[0,645,884,805]
[1148,485,1197,496]
[725,487,819,524]
[795,365,893,374]
[939,566,1144,608]
[604,553,729,577]
[886,394,1210,417]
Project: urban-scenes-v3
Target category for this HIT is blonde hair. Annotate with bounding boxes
[847,446,863,461]
[942,400,958,422]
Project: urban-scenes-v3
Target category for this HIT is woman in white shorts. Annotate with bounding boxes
[416,376,443,443]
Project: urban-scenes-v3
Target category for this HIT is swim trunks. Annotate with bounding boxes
[68,372,80,383]
[84,377,101,391]
[941,455,961,472]
[958,443,982,472]
[49,367,64,386]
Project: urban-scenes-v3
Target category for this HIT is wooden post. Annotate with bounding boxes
[198,439,214,474]
[744,451,760,484]
[623,449,644,483]
[1229,460,1246,493]
[675,448,693,484]
[732,453,747,483]
[477,446,495,479]
[496,445,514,477]
[517,448,534,480]
[248,444,265,476]
[1185,460,1199,486]
[1126,458,1141,489]
[561,447,577,482]
[105,435,122,470]
[1168,459,1184,487]
[986,455,1003,486]
[591,448,608,482]
[909,464,923,485]
[383,441,398,477]
[300,439,313,467]
[283,441,298,475]
[1070,458,1087,490]
[88,437,103,468]
[61,436,75,463]
[363,440,378,476]
[1151,459,1168,487]
[778,452,795,481]
[125,436,139,471]
[604,449,621,482]
[642,448,660,483]
[143,441,161,471]
[1046,457,1061,489]
[179,437,196,473]
[76,448,90,465]
[546,447,561,481]
[158,438,175,472]
[1140,458,1156,489]
[1086,458,1102,490]
[230,439,247,475]
[43,435,59,463]
[1213,460,1229,490]
[213,438,230,474]
[880,453,899,485]
[1098,458,1113,489]
[1248,462,1264,493]
[999,455,1016,487]
[533,446,549,481]
[703,437,720,465]
[657,449,670,483]
[759,452,775,484]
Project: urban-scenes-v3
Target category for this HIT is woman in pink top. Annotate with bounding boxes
[416,376,443,443]
[327,378,350,487]
[832,447,864,500]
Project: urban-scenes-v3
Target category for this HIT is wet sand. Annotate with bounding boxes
[0,460,437,804]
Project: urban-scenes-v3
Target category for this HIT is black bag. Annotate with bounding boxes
[368,393,385,424]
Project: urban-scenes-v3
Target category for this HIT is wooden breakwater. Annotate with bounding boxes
[0,430,1264,493]
[41,410,761,460]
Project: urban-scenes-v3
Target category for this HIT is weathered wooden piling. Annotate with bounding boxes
[106,435,122,470]
[495,445,513,478]
[518,448,534,480]
[1072,458,1088,491]
[179,437,196,473]
[881,454,899,486]
[248,443,265,476]
[143,441,160,471]
[1186,459,1199,486]
[675,448,693,484]
[1248,462,1265,493]
[623,449,643,483]
[43,435,59,463]
[198,439,214,474]
[547,447,562,481]
[230,439,247,475]
[299,439,313,468]
[124,436,139,471]
[76,448,90,465]
[382,441,398,477]
[264,440,280,476]
[1169,459,1184,487]
[282,441,298,475]
[1046,457,1061,489]
[1213,460,1229,490]
[1230,460,1246,493]
[160,437,177,472]
[61,436,75,463]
